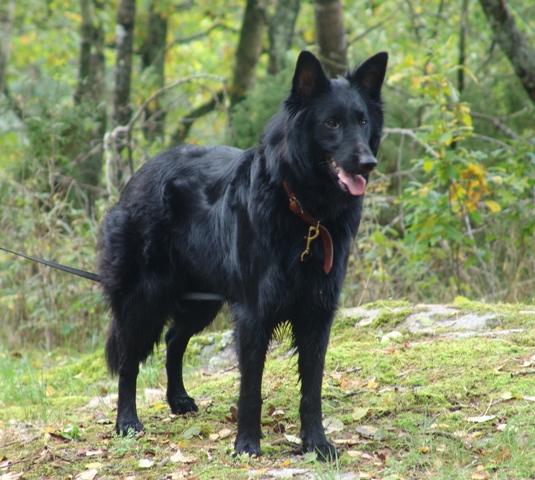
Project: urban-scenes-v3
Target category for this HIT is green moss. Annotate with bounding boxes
[2,301,535,478]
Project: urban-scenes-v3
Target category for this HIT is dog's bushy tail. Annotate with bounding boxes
[105,323,121,376]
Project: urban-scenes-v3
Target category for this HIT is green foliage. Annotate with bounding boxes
[0,170,109,350]
[0,0,534,353]
[341,21,535,305]
[229,68,293,149]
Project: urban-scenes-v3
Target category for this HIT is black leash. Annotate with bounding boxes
[0,246,224,302]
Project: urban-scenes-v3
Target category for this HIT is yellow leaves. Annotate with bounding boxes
[20,33,37,46]
[45,385,56,396]
[423,160,434,173]
[366,379,380,390]
[471,465,491,480]
[447,161,503,215]
[485,200,501,213]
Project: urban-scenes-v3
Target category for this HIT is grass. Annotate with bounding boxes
[1,300,535,479]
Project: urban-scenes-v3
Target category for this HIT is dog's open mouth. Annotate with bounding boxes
[328,156,367,196]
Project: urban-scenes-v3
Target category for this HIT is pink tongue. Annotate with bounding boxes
[338,170,366,196]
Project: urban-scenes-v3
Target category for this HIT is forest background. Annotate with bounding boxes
[0,0,534,351]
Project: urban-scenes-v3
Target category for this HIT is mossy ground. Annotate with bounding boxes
[1,301,535,479]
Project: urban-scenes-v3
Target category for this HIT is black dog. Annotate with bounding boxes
[99,50,387,459]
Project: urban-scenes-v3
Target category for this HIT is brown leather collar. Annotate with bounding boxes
[283,181,333,274]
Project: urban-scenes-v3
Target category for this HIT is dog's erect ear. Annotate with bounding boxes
[290,51,331,103]
[349,52,388,100]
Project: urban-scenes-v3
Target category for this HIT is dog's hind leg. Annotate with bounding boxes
[292,311,338,461]
[106,321,157,435]
[106,298,171,436]
[165,301,223,414]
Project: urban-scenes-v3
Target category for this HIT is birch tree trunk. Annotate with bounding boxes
[268,0,301,75]
[113,0,137,127]
[72,0,107,197]
[141,1,168,142]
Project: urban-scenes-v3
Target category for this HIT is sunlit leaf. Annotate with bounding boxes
[466,415,496,423]
[138,459,154,469]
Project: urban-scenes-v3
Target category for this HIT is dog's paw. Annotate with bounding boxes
[234,436,262,457]
[168,394,199,414]
[116,418,143,436]
[303,440,338,462]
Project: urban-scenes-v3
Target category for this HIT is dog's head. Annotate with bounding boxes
[284,51,388,198]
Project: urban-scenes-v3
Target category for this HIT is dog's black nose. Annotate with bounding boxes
[359,156,378,173]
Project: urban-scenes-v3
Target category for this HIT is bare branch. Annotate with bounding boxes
[104,74,229,193]
[470,112,521,140]
[471,133,513,150]
[169,21,238,46]
[382,127,441,158]
[347,12,397,46]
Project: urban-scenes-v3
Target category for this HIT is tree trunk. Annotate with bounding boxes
[141,1,168,142]
[0,0,15,96]
[113,0,137,127]
[268,0,301,75]
[312,0,347,77]
[458,0,469,94]
[71,0,107,198]
[479,0,535,105]
[169,0,268,145]
[230,0,267,104]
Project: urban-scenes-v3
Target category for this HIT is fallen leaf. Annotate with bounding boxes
[75,469,98,480]
[85,450,104,457]
[218,428,233,439]
[170,449,198,464]
[496,447,511,462]
[367,380,379,389]
[356,425,379,439]
[333,436,359,446]
[323,417,344,435]
[467,415,496,423]
[0,474,24,480]
[138,459,154,469]
[45,385,56,396]
[471,472,490,480]
[227,406,238,423]
[182,426,201,439]
[284,434,302,445]
[352,408,369,422]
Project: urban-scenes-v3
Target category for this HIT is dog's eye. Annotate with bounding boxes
[325,119,339,129]
[360,120,368,128]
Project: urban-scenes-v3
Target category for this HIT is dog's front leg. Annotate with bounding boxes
[234,315,270,457]
[293,312,338,461]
